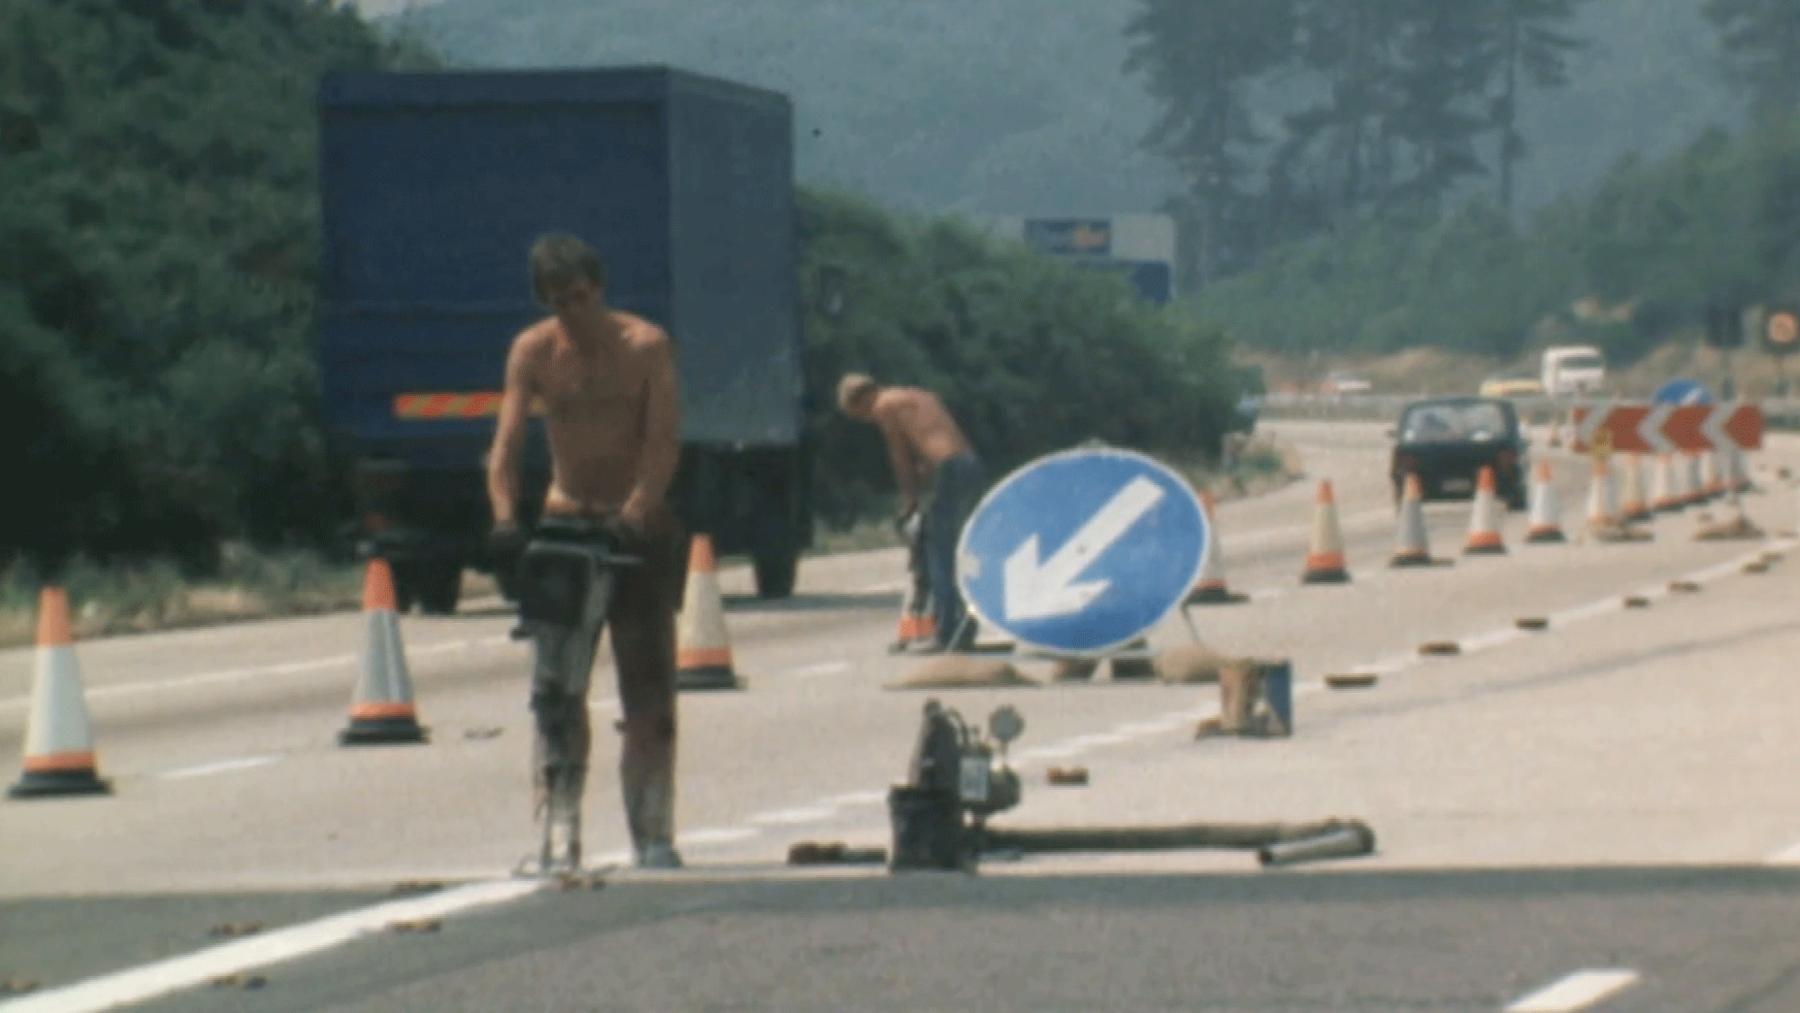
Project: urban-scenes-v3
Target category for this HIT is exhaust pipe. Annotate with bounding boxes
[1257,821,1375,868]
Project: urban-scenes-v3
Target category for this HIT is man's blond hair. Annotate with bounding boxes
[836,373,877,412]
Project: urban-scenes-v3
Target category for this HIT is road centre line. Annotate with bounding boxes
[747,806,838,826]
[679,827,762,846]
[786,660,850,678]
[0,879,544,1013]
[0,636,514,713]
[157,755,282,781]
[1504,969,1641,1011]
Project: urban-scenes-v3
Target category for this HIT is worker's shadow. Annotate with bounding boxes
[722,591,901,613]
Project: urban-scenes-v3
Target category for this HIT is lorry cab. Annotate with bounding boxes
[1540,345,1607,397]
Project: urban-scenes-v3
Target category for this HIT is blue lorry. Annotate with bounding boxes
[316,67,810,612]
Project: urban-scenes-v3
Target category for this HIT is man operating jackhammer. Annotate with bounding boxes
[487,234,686,872]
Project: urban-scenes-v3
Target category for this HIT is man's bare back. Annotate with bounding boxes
[871,387,971,466]
[487,308,680,530]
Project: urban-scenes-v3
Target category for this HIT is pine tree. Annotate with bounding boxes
[1487,0,1586,209]
[1124,0,1297,287]
[1707,0,1800,118]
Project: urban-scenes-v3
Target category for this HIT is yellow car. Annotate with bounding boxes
[1478,373,1545,398]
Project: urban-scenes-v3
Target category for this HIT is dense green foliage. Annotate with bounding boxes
[2,1,1242,567]
[0,0,431,568]
[798,190,1239,525]
[1191,117,1800,363]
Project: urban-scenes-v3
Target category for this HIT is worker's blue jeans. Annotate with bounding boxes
[923,453,986,649]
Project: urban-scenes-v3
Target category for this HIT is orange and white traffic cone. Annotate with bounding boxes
[1682,452,1706,507]
[339,558,426,745]
[1702,451,1726,500]
[675,534,742,691]
[1525,460,1566,544]
[891,603,936,654]
[1300,480,1350,584]
[9,588,109,798]
[1619,453,1651,523]
[1188,491,1247,603]
[1729,447,1753,494]
[1390,473,1437,567]
[1651,454,1683,513]
[1463,466,1507,555]
[1585,457,1619,530]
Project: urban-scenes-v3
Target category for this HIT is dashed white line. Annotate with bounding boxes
[0,878,543,1013]
[157,755,282,781]
[747,806,838,826]
[1505,968,1640,1011]
[679,827,762,846]
[786,661,850,679]
[820,789,887,807]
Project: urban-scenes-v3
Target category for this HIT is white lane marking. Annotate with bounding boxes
[680,827,762,846]
[786,661,850,679]
[1505,969,1641,1011]
[1064,732,1130,749]
[0,878,543,1013]
[1768,839,1800,865]
[747,806,838,826]
[1249,587,1286,602]
[855,580,906,594]
[1012,745,1087,763]
[0,636,515,712]
[1113,717,1189,737]
[157,755,281,781]
[820,789,887,807]
[1459,627,1524,654]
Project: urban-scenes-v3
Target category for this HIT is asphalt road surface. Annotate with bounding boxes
[3,421,1797,1011]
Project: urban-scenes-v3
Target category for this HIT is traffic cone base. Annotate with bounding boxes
[339,560,427,746]
[1523,459,1564,546]
[676,534,743,691]
[1390,473,1442,567]
[1189,492,1248,603]
[1301,481,1352,584]
[10,588,111,800]
[1463,466,1508,555]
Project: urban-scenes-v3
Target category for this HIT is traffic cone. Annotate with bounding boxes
[339,558,427,745]
[1463,466,1507,555]
[1729,447,1753,494]
[1187,491,1246,603]
[9,588,110,798]
[1389,473,1438,567]
[1525,460,1566,544]
[675,534,742,690]
[1702,451,1726,500]
[1619,454,1651,523]
[1585,457,1619,530]
[1682,452,1706,507]
[891,609,936,654]
[1650,454,1682,513]
[1300,480,1350,584]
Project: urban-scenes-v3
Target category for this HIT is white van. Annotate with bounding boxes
[1541,345,1607,396]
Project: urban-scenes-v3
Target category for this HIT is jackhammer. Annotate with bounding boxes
[510,517,640,875]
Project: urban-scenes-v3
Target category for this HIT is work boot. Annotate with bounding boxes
[635,842,684,869]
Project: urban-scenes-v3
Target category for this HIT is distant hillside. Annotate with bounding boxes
[398,0,1737,217]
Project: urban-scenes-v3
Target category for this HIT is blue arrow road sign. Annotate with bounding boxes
[957,447,1209,657]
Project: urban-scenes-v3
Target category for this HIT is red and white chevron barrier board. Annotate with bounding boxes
[1571,403,1763,453]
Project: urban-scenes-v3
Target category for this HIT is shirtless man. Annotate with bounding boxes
[487,233,685,870]
[837,374,985,652]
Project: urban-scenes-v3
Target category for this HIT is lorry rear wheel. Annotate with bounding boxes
[752,550,797,599]
[399,559,462,615]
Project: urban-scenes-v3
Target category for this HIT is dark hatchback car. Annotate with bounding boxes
[1389,397,1529,510]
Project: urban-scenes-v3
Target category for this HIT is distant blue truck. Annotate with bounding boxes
[316,67,811,611]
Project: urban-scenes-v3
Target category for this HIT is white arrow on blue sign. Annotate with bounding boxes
[956,447,1209,657]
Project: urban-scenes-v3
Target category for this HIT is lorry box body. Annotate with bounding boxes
[317,67,809,609]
